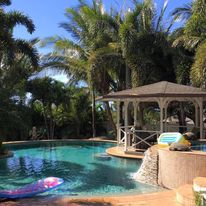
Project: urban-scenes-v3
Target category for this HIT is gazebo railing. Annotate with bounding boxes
[165,124,194,133]
[118,126,160,152]
[130,130,159,148]
[118,125,133,145]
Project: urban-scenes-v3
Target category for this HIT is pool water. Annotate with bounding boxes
[192,144,206,151]
[0,141,160,197]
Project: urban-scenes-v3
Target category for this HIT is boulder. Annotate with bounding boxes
[169,142,191,151]
[183,132,196,141]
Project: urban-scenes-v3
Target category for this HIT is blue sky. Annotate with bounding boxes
[7,0,190,82]
[8,0,190,41]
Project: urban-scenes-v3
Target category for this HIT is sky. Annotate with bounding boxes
[7,0,191,41]
[6,0,190,82]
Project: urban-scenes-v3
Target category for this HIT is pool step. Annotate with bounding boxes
[125,148,146,155]
[176,184,195,206]
[125,150,145,156]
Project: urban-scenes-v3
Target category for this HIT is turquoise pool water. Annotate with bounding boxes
[0,141,160,197]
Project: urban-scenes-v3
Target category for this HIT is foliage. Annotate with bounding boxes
[27,77,68,139]
[2,0,206,141]
[194,191,203,206]
[41,0,127,135]
[0,0,40,141]
[119,0,176,87]
[171,3,192,22]
[143,106,160,130]
[27,78,107,139]
[0,0,39,67]
[191,42,206,87]
[172,0,206,87]
[184,0,206,40]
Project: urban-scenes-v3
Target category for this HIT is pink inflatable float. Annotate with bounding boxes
[0,177,64,199]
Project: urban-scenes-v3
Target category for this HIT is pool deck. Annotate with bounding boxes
[0,190,181,206]
[106,146,144,159]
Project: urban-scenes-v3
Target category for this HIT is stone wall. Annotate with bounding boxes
[134,146,206,189]
[158,148,206,189]
[134,145,159,186]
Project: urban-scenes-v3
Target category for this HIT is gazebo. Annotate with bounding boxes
[99,81,206,152]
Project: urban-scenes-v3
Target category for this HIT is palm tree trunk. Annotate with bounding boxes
[92,83,96,138]
[178,102,186,133]
[126,64,131,89]
[42,106,50,139]
[104,102,117,137]
[139,103,144,129]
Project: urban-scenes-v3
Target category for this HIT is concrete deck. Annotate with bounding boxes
[106,146,144,159]
[0,190,181,206]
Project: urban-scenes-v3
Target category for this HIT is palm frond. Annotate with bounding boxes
[0,0,11,7]
[15,39,39,68]
[171,3,192,22]
[6,11,35,33]
[156,0,168,32]
[173,35,202,50]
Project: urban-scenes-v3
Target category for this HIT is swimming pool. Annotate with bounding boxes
[0,141,160,197]
[192,143,206,151]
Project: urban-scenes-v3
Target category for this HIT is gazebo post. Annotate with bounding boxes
[116,101,121,144]
[199,99,204,139]
[164,100,169,132]
[133,101,139,144]
[159,98,164,133]
[124,101,129,151]
[133,102,139,127]
[195,102,199,127]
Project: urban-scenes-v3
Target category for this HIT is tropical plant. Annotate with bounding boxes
[172,0,206,88]
[119,0,176,87]
[27,77,68,139]
[171,3,192,23]
[0,0,39,67]
[41,0,127,136]
[27,79,107,139]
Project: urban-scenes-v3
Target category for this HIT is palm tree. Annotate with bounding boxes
[119,0,176,88]
[0,0,39,68]
[172,0,206,88]
[41,0,126,136]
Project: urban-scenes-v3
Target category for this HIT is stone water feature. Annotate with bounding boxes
[134,142,193,188]
[134,145,159,186]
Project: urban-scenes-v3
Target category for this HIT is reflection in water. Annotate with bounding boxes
[0,142,160,196]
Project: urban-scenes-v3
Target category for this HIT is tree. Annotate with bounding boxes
[172,0,206,88]
[0,0,39,67]
[41,0,126,136]
[119,0,176,87]
[27,77,68,139]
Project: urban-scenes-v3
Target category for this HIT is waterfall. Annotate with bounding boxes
[134,145,159,186]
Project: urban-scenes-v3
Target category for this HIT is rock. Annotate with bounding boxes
[169,142,191,151]
[183,132,196,141]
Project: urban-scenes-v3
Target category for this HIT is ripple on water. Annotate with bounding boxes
[0,141,161,196]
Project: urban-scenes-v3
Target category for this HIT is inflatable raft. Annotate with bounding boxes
[0,177,63,199]
[158,132,191,148]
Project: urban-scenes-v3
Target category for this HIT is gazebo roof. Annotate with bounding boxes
[100,81,206,100]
